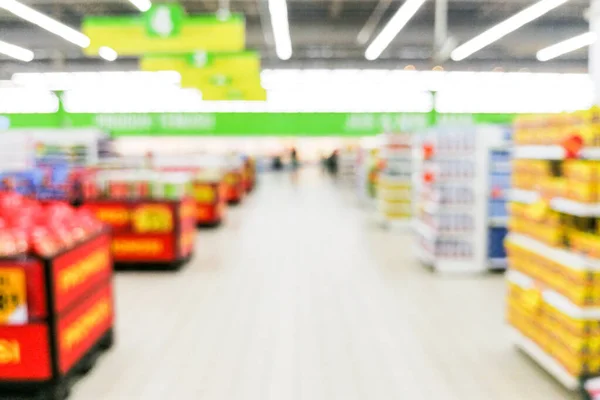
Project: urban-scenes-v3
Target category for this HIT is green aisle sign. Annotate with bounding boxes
[1,112,515,136]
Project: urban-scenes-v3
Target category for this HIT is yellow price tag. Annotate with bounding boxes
[0,268,27,324]
[526,199,549,222]
[194,185,216,203]
[132,205,174,233]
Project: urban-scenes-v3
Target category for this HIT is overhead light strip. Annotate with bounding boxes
[537,32,597,61]
[128,0,152,12]
[0,0,90,48]
[365,0,428,61]
[268,0,292,60]
[451,0,570,61]
[98,46,118,62]
[0,39,34,62]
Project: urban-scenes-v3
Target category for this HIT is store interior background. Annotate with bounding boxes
[0,0,600,399]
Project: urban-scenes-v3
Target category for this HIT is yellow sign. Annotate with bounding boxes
[132,205,173,233]
[0,340,20,364]
[62,300,111,350]
[113,239,165,255]
[0,268,27,325]
[141,52,266,101]
[59,250,110,293]
[194,185,216,203]
[82,14,245,56]
[95,208,129,226]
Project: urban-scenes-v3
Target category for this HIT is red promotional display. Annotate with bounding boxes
[84,197,196,270]
[193,181,227,226]
[0,229,114,399]
[224,170,245,204]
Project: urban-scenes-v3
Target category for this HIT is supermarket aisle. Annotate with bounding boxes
[73,169,575,400]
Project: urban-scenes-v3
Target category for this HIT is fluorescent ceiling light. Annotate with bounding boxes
[268,0,293,60]
[365,0,428,61]
[0,0,90,48]
[0,39,34,62]
[537,32,597,61]
[451,0,570,61]
[128,0,152,12]
[98,46,118,62]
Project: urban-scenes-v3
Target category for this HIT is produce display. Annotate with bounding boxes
[0,193,114,399]
[507,110,600,392]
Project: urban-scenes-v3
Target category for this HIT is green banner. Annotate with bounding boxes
[1,112,514,136]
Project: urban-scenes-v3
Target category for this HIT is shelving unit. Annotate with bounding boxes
[376,133,412,229]
[506,111,600,394]
[413,125,507,273]
[487,142,511,270]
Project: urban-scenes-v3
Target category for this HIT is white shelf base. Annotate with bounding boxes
[513,145,600,161]
[510,328,579,391]
[507,189,600,217]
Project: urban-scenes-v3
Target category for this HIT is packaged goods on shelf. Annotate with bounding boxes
[376,133,412,226]
[507,110,600,392]
[488,144,511,269]
[413,125,508,273]
[0,193,114,398]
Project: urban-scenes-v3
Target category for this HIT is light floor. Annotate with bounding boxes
[73,170,576,400]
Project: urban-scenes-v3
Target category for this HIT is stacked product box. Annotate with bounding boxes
[377,133,412,226]
[81,169,196,270]
[0,194,114,399]
[506,108,600,393]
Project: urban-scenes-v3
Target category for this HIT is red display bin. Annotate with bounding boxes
[224,170,245,205]
[0,231,114,400]
[83,197,196,271]
[192,180,227,227]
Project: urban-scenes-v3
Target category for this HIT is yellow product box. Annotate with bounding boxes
[569,181,597,203]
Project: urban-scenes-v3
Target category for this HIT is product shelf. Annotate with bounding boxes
[513,145,600,161]
[488,216,508,227]
[510,327,579,391]
[376,133,413,228]
[508,189,600,217]
[413,125,508,273]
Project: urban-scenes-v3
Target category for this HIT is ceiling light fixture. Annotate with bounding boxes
[128,0,152,12]
[268,0,292,60]
[537,32,597,61]
[98,46,118,62]
[451,0,570,61]
[0,39,34,62]
[0,0,91,48]
[365,0,428,61]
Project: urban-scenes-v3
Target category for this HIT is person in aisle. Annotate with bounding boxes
[326,149,339,177]
[290,147,300,183]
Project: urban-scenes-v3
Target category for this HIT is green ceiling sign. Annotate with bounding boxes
[2,112,515,137]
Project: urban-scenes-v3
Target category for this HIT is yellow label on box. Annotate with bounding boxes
[132,205,173,233]
[194,185,216,203]
[0,268,27,325]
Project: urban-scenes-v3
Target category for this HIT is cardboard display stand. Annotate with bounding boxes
[83,197,196,270]
[0,231,114,400]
